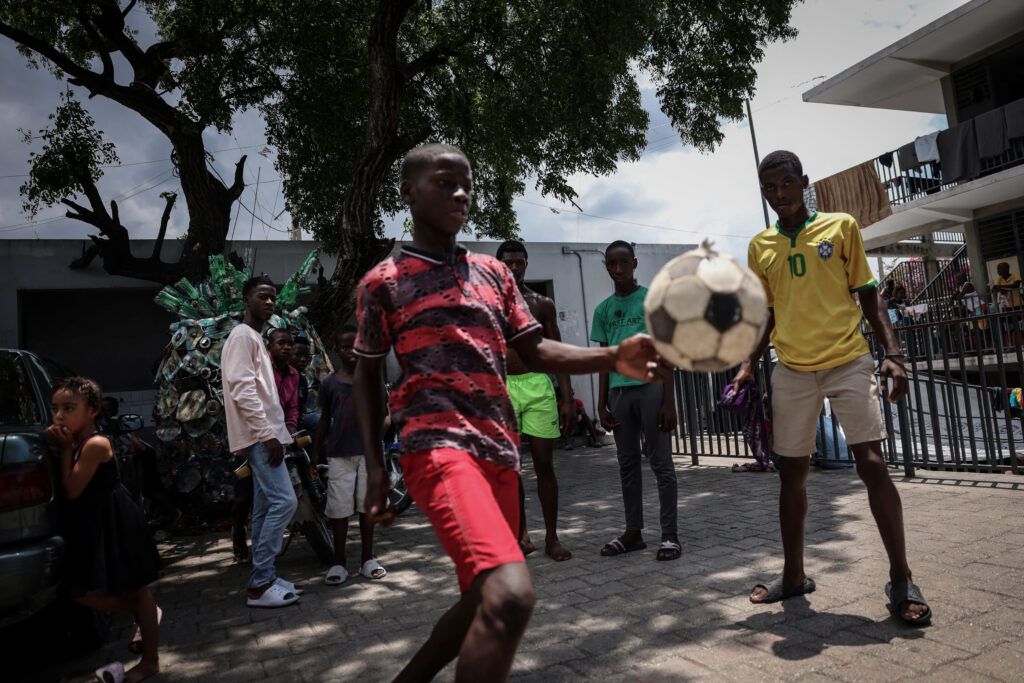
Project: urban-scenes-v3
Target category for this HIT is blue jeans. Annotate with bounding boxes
[245,441,297,588]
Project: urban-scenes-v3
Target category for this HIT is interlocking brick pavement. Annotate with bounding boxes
[26,446,1024,681]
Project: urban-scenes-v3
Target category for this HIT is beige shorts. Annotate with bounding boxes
[770,353,887,457]
[325,456,367,519]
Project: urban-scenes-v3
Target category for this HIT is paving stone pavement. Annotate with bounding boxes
[30,446,1024,682]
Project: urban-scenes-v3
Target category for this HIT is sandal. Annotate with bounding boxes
[274,577,305,595]
[600,537,647,556]
[95,662,125,683]
[360,559,387,579]
[128,605,162,654]
[324,565,348,585]
[656,540,682,561]
[246,582,300,608]
[750,575,816,603]
[885,580,932,626]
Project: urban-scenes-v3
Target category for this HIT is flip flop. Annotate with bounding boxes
[885,580,932,626]
[656,540,682,561]
[128,605,162,654]
[95,662,125,683]
[246,582,300,608]
[600,537,647,556]
[360,559,387,579]
[275,577,305,595]
[324,564,348,585]
[750,575,816,603]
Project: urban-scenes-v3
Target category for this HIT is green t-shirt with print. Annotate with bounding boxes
[591,286,648,389]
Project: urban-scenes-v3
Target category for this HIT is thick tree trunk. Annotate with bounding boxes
[311,0,414,334]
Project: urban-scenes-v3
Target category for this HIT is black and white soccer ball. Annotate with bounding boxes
[644,240,769,372]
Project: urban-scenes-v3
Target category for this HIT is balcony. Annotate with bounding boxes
[811,99,1024,251]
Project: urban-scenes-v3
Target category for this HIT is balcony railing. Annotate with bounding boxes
[874,133,1024,209]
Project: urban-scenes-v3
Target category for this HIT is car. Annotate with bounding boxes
[0,349,69,629]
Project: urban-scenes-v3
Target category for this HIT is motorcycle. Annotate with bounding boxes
[280,433,336,565]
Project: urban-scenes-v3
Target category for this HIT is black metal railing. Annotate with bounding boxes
[870,121,1024,209]
[671,308,1024,476]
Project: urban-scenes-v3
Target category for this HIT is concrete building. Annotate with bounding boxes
[1,238,694,421]
[802,0,1024,305]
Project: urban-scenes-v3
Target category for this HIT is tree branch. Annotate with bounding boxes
[228,155,247,200]
[152,192,177,260]
[403,44,453,81]
[121,0,138,19]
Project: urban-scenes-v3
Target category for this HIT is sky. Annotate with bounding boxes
[0,0,966,266]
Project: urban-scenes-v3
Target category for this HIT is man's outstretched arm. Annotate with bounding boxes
[510,332,669,383]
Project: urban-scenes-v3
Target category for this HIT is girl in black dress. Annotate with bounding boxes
[47,377,161,683]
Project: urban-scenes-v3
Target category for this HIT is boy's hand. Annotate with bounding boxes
[658,404,677,433]
[46,424,73,447]
[365,468,397,526]
[614,334,669,382]
[880,358,908,402]
[730,361,754,389]
[599,405,620,432]
[264,438,284,467]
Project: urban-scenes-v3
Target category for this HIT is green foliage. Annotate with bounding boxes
[264,0,799,252]
[19,91,118,216]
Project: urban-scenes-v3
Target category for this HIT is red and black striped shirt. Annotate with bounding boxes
[354,245,541,470]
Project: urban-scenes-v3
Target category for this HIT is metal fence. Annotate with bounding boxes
[670,308,1024,476]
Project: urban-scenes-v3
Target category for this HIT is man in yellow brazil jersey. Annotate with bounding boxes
[732,150,931,626]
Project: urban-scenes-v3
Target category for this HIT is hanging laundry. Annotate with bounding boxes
[877,151,895,168]
[897,141,921,170]
[1011,388,1022,410]
[813,161,892,228]
[937,120,980,183]
[975,106,1009,159]
[989,387,1005,412]
[914,131,941,163]
[1005,97,1024,140]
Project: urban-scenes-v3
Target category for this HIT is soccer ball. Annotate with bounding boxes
[644,240,769,372]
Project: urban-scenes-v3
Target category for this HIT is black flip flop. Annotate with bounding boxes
[600,537,647,556]
[885,580,932,626]
[750,575,816,603]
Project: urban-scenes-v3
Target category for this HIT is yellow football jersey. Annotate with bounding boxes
[748,211,877,371]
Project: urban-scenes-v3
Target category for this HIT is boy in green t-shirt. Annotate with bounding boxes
[592,240,681,561]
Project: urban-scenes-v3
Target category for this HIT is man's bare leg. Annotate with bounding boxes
[517,477,535,556]
[393,563,535,682]
[751,455,810,602]
[528,436,571,561]
[850,441,927,622]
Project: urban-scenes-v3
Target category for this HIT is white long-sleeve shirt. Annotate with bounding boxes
[221,323,293,452]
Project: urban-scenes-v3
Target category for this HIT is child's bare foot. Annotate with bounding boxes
[545,537,572,562]
[125,657,159,682]
[519,535,536,556]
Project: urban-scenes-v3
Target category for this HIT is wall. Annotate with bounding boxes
[1,239,695,422]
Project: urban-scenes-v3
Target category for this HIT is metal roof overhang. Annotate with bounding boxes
[861,163,1024,251]
[802,0,1024,114]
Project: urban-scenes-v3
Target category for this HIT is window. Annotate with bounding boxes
[0,352,42,426]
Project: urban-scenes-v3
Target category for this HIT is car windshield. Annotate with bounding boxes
[0,352,42,426]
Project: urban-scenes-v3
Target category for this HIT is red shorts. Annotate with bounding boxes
[401,448,523,592]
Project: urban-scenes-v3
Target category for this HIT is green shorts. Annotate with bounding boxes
[507,372,561,439]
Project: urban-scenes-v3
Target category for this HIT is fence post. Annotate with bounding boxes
[897,398,915,477]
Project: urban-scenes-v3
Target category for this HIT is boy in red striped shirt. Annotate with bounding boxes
[354,143,665,681]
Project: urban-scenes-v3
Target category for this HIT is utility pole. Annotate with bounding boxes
[746,99,771,229]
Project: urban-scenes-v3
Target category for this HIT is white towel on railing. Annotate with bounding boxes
[914,131,940,163]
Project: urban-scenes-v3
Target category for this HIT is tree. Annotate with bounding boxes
[264,0,798,328]
[0,0,282,283]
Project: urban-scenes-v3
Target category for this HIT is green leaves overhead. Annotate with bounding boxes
[20,91,119,216]
[264,0,799,251]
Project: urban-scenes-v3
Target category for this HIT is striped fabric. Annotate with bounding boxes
[355,245,541,470]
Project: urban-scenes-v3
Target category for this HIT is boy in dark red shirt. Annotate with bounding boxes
[354,143,665,681]
[268,328,299,434]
